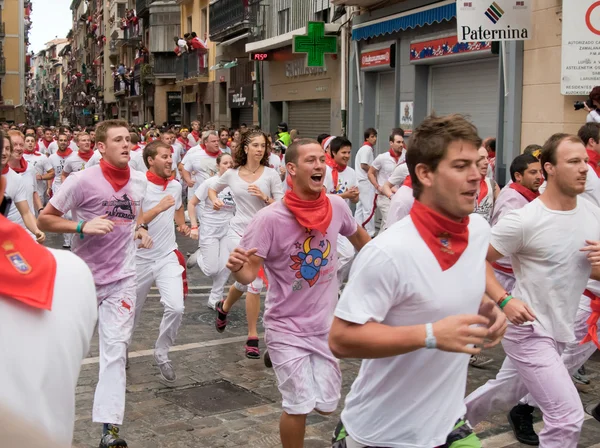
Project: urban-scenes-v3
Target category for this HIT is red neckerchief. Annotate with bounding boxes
[0,215,57,310]
[582,289,600,349]
[477,177,488,205]
[146,170,171,190]
[173,250,188,299]
[587,149,600,177]
[325,151,334,167]
[100,158,131,192]
[90,142,95,151]
[78,150,94,162]
[191,130,200,141]
[488,150,496,159]
[409,200,469,271]
[284,189,333,235]
[363,141,373,148]
[10,158,28,174]
[56,148,73,159]
[204,147,221,158]
[389,149,401,164]
[402,175,412,188]
[39,139,53,150]
[328,160,347,189]
[177,137,191,151]
[131,144,141,152]
[1,165,8,175]
[25,148,42,156]
[509,182,539,203]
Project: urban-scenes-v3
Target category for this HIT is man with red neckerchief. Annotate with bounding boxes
[367,129,405,230]
[329,114,507,448]
[61,132,95,183]
[353,128,378,237]
[182,130,221,196]
[8,131,44,217]
[129,141,191,383]
[226,138,370,448]
[38,119,153,448]
[0,133,97,446]
[48,131,75,248]
[37,127,54,155]
[187,120,202,146]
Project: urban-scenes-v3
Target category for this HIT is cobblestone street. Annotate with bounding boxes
[45,234,600,448]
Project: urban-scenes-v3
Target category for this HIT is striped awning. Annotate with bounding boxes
[352,2,457,41]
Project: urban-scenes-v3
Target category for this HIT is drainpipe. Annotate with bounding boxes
[340,10,348,136]
[256,60,262,129]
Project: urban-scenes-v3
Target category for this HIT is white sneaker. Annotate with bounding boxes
[154,353,176,382]
[187,248,200,269]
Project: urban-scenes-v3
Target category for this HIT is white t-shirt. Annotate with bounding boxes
[336,214,490,448]
[85,150,102,169]
[37,139,54,155]
[354,144,374,182]
[324,165,357,208]
[48,153,71,194]
[268,153,281,171]
[0,249,97,445]
[387,162,410,187]
[5,168,28,228]
[12,163,37,214]
[183,148,220,193]
[63,152,91,175]
[23,152,52,200]
[491,197,600,342]
[137,180,182,261]
[128,150,148,173]
[474,177,495,224]
[384,185,414,229]
[219,144,231,155]
[195,175,235,229]
[372,151,402,187]
[212,167,284,236]
[580,166,600,310]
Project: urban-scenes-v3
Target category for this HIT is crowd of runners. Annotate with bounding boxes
[1,115,600,447]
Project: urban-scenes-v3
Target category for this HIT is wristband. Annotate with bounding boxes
[76,220,85,239]
[191,226,199,230]
[499,295,513,309]
[425,323,437,349]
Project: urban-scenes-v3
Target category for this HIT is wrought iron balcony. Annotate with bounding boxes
[175,50,209,83]
[152,53,177,79]
[0,57,5,76]
[209,0,259,43]
[0,23,5,38]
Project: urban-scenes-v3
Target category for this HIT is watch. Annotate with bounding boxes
[425,323,437,349]
[136,223,149,231]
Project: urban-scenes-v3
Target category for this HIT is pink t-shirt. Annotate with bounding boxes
[49,165,147,287]
[240,194,357,336]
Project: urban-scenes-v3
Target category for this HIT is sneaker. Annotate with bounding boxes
[187,248,200,269]
[99,424,127,448]
[62,244,71,249]
[215,300,228,333]
[572,365,590,385]
[586,402,600,422]
[154,354,176,383]
[245,337,260,359]
[207,301,217,311]
[508,404,539,446]
[469,353,493,368]
[264,350,273,368]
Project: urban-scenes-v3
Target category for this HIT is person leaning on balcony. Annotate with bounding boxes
[173,37,187,56]
[188,32,207,51]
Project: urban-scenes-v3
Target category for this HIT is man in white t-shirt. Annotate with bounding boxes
[367,129,404,229]
[48,126,78,154]
[182,130,221,195]
[0,137,97,447]
[37,128,55,155]
[465,133,600,447]
[48,132,75,248]
[353,128,378,236]
[218,127,231,154]
[23,134,54,207]
[131,141,191,382]
[62,132,95,182]
[330,114,506,448]
[187,121,202,147]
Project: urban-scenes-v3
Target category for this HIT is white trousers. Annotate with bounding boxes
[376,195,391,233]
[337,235,355,287]
[133,252,185,364]
[198,224,230,307]
[92,276,137,425]
[226,228,263,294]
[64,211,73,247]
[355,180,376,236]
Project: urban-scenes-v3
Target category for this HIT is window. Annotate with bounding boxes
[278,8,290,35]
[314,8,329,23]
[201,8,207,41]
[219,82,227,115]
[117,3,126,20]
[187,16,192,34]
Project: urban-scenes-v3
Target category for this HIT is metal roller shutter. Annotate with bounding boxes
[288,100,331,140]
[376,71,396,155]
[238,107,254,127]
[430,59,499,139]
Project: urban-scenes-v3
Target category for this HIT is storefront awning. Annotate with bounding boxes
[352,1,456,41]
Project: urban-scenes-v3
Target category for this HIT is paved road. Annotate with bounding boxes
[42,233,600,447]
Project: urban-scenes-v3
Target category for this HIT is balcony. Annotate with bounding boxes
[0,57,5,76]
[136,0,153,16]
[175,50,209,83]
[117,22,142,47]
[209,0,259,43]
[152,53,177,79]
[0,23,5,38]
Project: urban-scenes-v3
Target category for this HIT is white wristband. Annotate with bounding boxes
[425,323,437,349]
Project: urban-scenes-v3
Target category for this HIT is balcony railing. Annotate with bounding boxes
[0,23,5,38]
[0,57,6,76]
[152,53,177,79]
[136,0,152,16]
[209,0,258,42]
[175,50,209,82]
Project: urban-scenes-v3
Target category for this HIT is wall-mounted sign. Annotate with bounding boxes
[250,53,271,61]
[410,36,491,62]
[360,44,396,71]
[285,58,327,78]
[400,101,413,134]
[561,0,600,95]
[229,84,253,108]
[293,21,337,67]
[457,0,531,42]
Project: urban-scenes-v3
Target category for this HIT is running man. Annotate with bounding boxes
[354,128,378,236]
[61,132,95,182]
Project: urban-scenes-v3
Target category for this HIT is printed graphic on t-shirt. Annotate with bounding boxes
[102,194,140,222]
[221,190,235,207]
[330,179,350,196]
[289,235,333,288]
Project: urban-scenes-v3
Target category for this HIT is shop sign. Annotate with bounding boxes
[410,36,491,62]
[183,91,196,103]
[229,84,253,108]
[285,58,327,78]
[360,45,395,71]
[457,0,531,42]
[561,0,600,95]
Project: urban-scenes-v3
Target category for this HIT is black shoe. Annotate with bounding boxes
[508,404,539,446]
[586,402,600,422]
[264,350,273,368]
[99,424,127,447]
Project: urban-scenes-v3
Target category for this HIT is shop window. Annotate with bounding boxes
[219,82,227,115]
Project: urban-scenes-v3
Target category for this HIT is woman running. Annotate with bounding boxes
[188,153,236,310]
[208,130,284,359]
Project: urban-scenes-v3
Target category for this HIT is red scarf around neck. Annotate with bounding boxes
[56,148,73,159]
[582,289,600,349]
[587,149,600,177]
[146,170,172,190]
[0,215,57,310]
[402,175,412,188]
[78,150,94,162]
[1,165,8,175]
[389,149,401,164]
[10,157,28,174]
[509,182,540,203]
[328,160,347,189]
[284,189,333,235]
[100,158,131,192]
[409,200,470,271]
[25,147,42,156]
[477,177,488,205]
[204,147,221,158]
[362,141,373,148]
[131,144,141,152]
[191,130,200,141]
[40,139,53,150]
[177,137,191,151]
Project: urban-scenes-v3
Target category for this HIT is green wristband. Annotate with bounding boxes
[76,220,85,239]
[499,295,513,309]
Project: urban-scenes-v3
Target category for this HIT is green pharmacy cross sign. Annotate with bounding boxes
[293,21,337,67]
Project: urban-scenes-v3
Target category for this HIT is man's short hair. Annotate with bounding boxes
[317,133,330,145]
[7,130,24,141]
[389,129,405,142]
[406,114,482,199]
[95,119,130,144]
[523,144,542,159]
[130,132,139,144]
[577,123,600,147]
[364,128,377,141]
[76,132,90,142]
[540,133,584,179]
[329,137,352,155]
[143,140,171,169]
[203,130,218,142]
[510,154,539,183]
[285,138,320,165]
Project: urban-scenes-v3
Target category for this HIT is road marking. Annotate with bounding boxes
[82,333,264,366]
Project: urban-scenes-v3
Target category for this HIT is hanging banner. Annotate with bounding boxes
[457,0,532,42]
[410,36,491,62]
[561,0,600,95]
